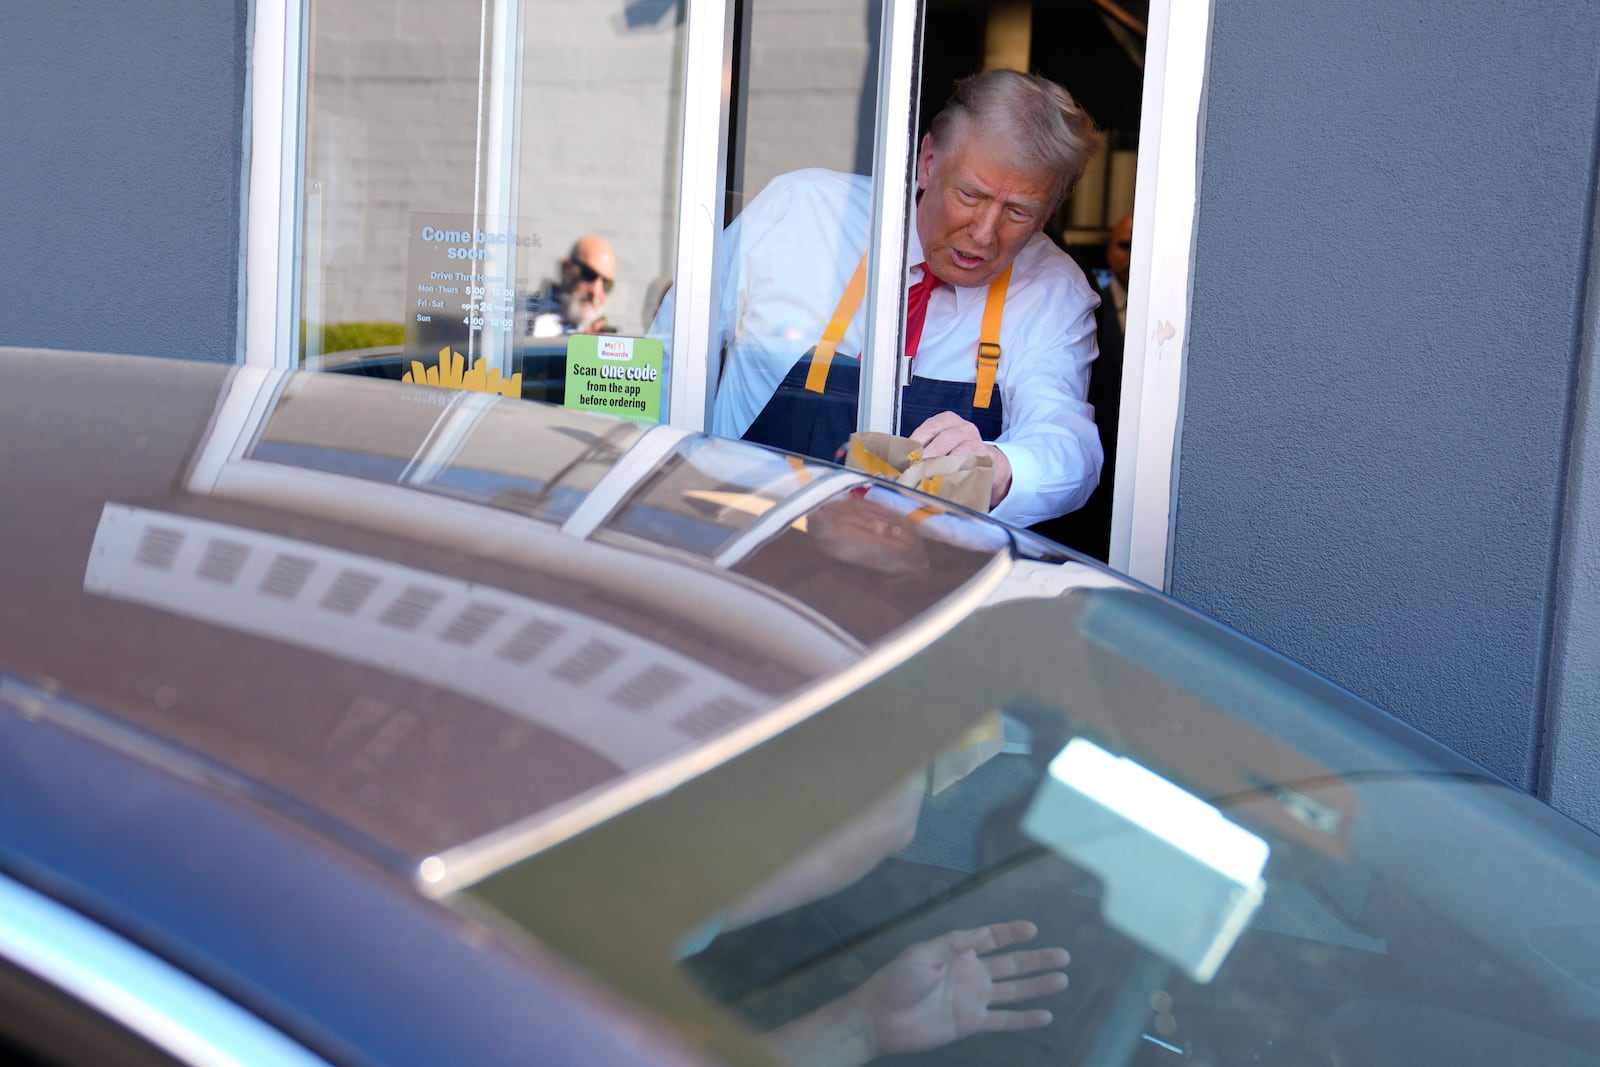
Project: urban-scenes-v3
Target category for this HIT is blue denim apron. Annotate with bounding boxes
[741,255,1011,463]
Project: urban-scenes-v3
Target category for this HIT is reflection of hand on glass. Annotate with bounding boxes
[687,771,1070,1066]
[767,920,1069,1067]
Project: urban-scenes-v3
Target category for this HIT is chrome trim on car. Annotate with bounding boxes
[187,368,292,492]
[0,873,329,1067]
[558,424,697,539]
[711,471,864,567]
[398,389,503,485]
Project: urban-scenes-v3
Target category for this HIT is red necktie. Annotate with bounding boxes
[904,264,947,361]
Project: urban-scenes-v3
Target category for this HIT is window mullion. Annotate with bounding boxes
[859,0,924,436]
[666,0,736,432]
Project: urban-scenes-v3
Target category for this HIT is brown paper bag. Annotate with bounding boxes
[843,431,994,513]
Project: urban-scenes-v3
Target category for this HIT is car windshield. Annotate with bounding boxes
[471,576,1600,1067]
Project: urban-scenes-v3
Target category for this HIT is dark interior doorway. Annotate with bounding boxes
[920,0,1147,562]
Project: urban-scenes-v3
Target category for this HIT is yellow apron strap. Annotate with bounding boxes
[805,252,870,393]
[810,252,1008,407]
[973,264,1011,409]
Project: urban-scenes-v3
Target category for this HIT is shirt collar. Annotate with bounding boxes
[905,185,926,279]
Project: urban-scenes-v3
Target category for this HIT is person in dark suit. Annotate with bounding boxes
[1031,212,1131,562]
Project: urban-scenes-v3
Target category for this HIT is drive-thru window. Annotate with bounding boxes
[243,0,1209,580]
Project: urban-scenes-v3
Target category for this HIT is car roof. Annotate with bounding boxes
[0,348,1019,887]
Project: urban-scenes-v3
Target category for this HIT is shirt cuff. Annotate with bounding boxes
[988,441,1040,526]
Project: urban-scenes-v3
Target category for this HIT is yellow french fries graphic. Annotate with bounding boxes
[402,347,522,399]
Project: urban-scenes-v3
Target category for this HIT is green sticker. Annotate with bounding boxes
[563,335,664,422]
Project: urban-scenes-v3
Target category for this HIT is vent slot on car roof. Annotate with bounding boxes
[610,665,689,712]
[553,639,623,685]
[379,585,445,631]
[321,570,382,615]
[260,553,316,600]
[675,695,756,739]
[496,619,564,664]
[197,538,250,584]
[134,525,185,571]
[440,602,507,647]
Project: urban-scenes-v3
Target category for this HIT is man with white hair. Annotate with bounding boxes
[660,70,1105,528]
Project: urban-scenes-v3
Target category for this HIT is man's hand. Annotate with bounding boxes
[908,411,1012,508]
[768,921,1069,1067]
[861,921,1069,1057]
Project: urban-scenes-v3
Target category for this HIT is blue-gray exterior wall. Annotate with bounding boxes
[0,3,248,363]
[1175,0,1600,805]
[1544,209,1600,830]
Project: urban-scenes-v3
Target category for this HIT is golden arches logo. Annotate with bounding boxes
[402,347,522,399]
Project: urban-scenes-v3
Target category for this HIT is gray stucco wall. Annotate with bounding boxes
[1544,204,1600,828]
[1177,0,1600,793]
[1173,0,1600,793]
[1,3,247,363]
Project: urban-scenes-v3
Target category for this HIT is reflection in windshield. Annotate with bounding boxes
[663,591,1600,1067]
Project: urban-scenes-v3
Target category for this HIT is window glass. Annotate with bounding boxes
[725,487,1010,645]
[250,373,646,525]
[427,401,644,522]
[666,588,1600,1067]
[598,438,829,558]
[301,0,685,413]
[652,0,888,459]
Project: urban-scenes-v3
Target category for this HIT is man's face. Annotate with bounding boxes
[1106,213,1134,288]
[914,122,1054,288]
[560,239,615,329]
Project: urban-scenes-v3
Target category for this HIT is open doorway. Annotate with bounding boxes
[921,0,1148,563]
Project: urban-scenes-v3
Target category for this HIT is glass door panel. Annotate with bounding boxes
[658,0,896,461]
[300,0,686,418]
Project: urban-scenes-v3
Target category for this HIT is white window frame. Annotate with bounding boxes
[1107,0,1214,589]
[858,0,923,436]
[242,0,308,370]
[664,0,735,431]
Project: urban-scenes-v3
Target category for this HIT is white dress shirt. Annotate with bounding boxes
[655,168,1103,528]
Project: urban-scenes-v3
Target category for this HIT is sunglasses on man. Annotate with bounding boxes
[569,259,615,294]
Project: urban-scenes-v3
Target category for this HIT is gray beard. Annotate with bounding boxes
[562,288,602,330]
